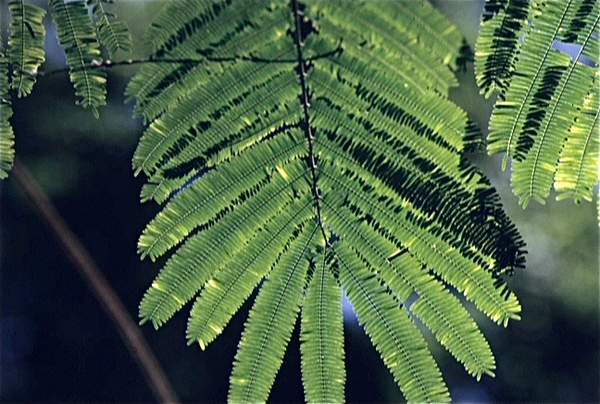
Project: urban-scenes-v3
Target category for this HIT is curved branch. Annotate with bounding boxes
[11,158,179,404]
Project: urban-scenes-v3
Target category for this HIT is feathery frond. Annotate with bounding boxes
[87,0,132,57]
[478,0,600,206]
[8,0,46,98]
[132,1,525,402]
[50,0,106,118]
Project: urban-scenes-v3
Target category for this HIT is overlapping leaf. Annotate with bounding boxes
[478,0,600,206]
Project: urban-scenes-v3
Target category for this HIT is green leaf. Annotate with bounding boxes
[0,49,15,180]
[139,159,311,328]
[8,0,46,97]
[475,0,531,97]
[132,1,526,402]
[332,242,450,403]
[229,223,319,403]
[480,0,600,206]
[555,88,600,202]
[50,0,106,117]
[300,246,345,404]
[320,191,498,379]
[87,0,133,57]
[187,196,314,349]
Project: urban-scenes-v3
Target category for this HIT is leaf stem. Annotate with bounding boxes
[291,0,329,245]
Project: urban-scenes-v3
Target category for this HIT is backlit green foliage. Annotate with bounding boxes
[476,0,600,206]
[131,1,526,402]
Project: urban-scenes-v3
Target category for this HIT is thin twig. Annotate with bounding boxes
[34,47,343,77]
[11,158,180,404]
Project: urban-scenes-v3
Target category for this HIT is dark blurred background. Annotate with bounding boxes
[1,1,598,402]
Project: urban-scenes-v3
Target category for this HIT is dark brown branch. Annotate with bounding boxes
[11,158,180,404]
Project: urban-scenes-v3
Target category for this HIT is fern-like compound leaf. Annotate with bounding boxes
[0,47,15,180]
[8,0,46,98]
[50,0,106,118]
[479,0,600,207]
[87,0,132,57]
[133,1,526,402]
